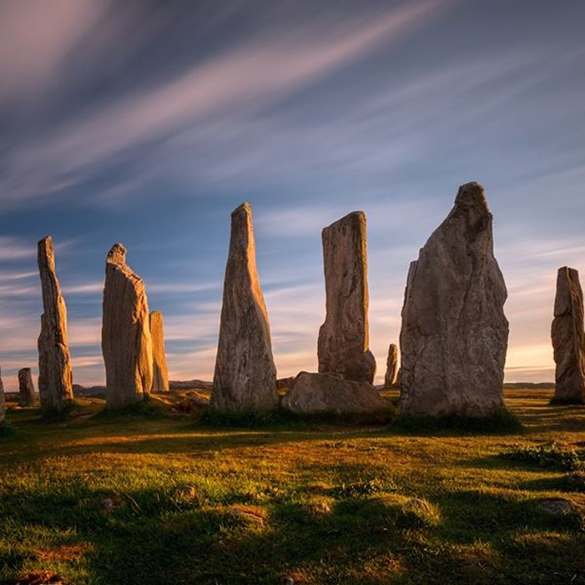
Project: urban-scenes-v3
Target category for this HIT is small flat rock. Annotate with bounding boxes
[282,371,388,414]
[537,498,577,514]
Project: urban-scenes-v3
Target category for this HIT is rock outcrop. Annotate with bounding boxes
[282,371,388,414]
[212,203,278,411]
[102,244,153,409]
[0,369,5,424]
[399,182,509,417]
[318,211,376,383]
[37,236,74,413]
[551,267,585,403]
[149,311,169,392]
[18,368,36,407]
[384,344,399,388]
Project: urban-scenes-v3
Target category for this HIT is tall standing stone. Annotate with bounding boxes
[149,311,169,392]
[0,368,5,425]
[37,236,74,413]
[212,203,278,411]
[18,368,36,407]
[318,212,376,383]
[399,182,509,417]
[384,344,399,388]
[102,244,153,409]
[551,267,585,404]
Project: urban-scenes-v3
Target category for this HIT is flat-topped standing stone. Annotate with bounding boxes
[149,311,169,392]
[102,244,153,409]
[551,267,585,404]
[212,203,278,411]
[384,344,399,388]
[399,182,509,417]
[318,212,376,383]
[18,368,36,407]
[37,236,74,413]
[0,368,5,424]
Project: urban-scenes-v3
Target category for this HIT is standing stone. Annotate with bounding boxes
[384,344,399,388]
[551,267,585,404]
[37,236,74,413]
[18,368,36,407]
[102,244,153,409]
[318,212,376,383]
[149,311,169,392]
[0,368,5,424]
[399,182,509,417]
[212,203,278,411]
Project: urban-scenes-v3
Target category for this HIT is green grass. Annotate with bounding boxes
[0,388,584,584]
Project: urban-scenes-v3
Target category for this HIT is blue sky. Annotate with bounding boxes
[0,0,584,391]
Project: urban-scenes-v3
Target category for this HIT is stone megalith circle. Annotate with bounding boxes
[18,368,36,407]
[102,243,153,409]
[212,203,278,411]
[384,344,399,388]
[37,236,74,414]
[149,311,170,393]
[318,211,376,383]
[551,266,585,404]
[399,182,509,417]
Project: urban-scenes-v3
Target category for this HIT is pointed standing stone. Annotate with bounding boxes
[149,311,169,392]
[37,236,73,413]
[212,203,278,411]
[318,211,376,383]
[18,368,36,407]
[102,244,153,409]
[551,267,585,404]
[399,182,509,417]
[384,344,399,388]
[0,369,5,424]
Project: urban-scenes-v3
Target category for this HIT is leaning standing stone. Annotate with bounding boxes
[150,311,169,392]
[384,344,399,388]
[551,267,585,404]
[318,212,376,383]
[18,368,36,407]
[212,203,278,411]
[102,244,153,409]
[37,236,74,413]
[399,182,509,417]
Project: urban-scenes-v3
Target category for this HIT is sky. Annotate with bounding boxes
[0,0,584,391]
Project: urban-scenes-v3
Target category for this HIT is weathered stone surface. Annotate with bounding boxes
[212,203,278,411]
[0,368,5,424]
[318,212,376,383]
[149,311,169,392]
[102,244,153,409]
[551,267,585,403]
[384,344,399,388]
[282,371,388,414]
[18,368,36,407]
[37,236,74,413]
[399,182,509,417]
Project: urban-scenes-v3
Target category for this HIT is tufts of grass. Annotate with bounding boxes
[0,421,17,438]
[97,395,165,419]
[500,442,583,471]
[390,408,522,434]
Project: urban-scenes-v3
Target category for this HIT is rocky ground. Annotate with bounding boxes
[0,387,583,584]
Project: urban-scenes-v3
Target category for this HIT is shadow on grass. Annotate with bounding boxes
[2,480,584,585]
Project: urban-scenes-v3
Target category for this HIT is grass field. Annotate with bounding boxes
[1,388,584,585]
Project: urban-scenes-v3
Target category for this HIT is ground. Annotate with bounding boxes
[0,388,584,585]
